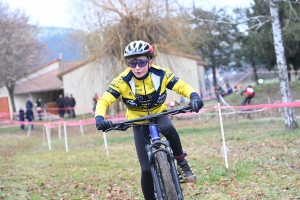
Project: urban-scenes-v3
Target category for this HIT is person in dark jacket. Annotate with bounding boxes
[35,98,43,120]
[56,94,65,119]
[19,107,25,130]
[25,106,34,130]
[64,93,71,118]
[215,85,225,102]
[225,83,233,96]
[92,93,99,112]
[26,97,33,109]
[69,94,76,118]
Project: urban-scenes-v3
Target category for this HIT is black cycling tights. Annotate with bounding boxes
[242,96,253,106]
[132,115,183,200]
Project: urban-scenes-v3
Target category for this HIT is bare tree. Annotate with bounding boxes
[0,3,43,113]
[269,0,298,129]
[82,0,194,62]
[77,0,196,115]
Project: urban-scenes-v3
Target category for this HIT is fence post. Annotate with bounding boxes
[64,122,69,153]
[218,103,228,169]
[80,120,84,136]
[103,131,109,156]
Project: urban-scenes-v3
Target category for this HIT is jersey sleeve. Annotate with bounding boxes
[95,78,121,118]
[165,68,196,99]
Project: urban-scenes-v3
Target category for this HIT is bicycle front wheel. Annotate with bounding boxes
[154,151,178,200]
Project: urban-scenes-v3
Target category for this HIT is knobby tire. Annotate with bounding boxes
[154,151,177,200]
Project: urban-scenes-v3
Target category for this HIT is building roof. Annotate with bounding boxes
[31,58,60,73]
[14,59,63,94]
[14,68,63,94]
[57,57,93,79]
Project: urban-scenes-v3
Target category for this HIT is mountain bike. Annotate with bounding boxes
[105,105,192,200]
[240,95,253,119]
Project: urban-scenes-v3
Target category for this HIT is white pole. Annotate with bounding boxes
[103,131,109,156]
[45,124,52,150]
[58,120,61,139]
[63,122,69,153]
[80,120,84,136]
[43,125,45,146]
[27,123,31,137]
[218,103,229,169]
[43,109,47,121]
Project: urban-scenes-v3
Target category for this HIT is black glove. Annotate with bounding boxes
[95,116,113,131]
[190,92,204,113]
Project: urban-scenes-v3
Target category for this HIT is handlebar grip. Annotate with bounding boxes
[184,104,192,110]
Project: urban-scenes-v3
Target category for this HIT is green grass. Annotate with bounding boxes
[1,115,300,199]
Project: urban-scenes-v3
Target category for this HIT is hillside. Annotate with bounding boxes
[37,27,87,62]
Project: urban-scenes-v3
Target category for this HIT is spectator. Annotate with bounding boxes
[69,94,76,118]
[56,94,65,119]
[169,98,180,109]
[92,93,99,112]
[215,85,225,102]
[18,107,25,130]
[225,83,233,96]
[64,93,71,118]
[240,85,255,106]
[35,98,43,120]
[180,95,185,104]
[26,97,33,109]
[169,98,180,120]
[25,106,34,130]
[234,84,241,92]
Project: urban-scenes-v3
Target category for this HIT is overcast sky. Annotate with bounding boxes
[2,0,253,29]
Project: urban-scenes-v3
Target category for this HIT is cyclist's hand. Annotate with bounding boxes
[95,116,113,131]
[190,92,204,113]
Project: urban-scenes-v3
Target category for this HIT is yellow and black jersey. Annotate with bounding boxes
[95,64,196,121]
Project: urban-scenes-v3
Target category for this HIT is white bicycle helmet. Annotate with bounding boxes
[124,40,154,58]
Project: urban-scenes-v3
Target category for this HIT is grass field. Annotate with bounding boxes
[1,82,300,199]
[1,113,300,199]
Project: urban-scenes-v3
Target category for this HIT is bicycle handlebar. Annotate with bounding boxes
[106,105,192,132]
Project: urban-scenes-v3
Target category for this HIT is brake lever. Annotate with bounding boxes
[178,108,191,113]
[105,123,132,132]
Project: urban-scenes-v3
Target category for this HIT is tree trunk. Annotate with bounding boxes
[6,82,16,117]
[252,61,259,83]
[269,0,298,130]
[211,56,217,87]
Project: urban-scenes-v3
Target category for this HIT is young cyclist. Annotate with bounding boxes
[240,85,255,106]
[95,40,204,200]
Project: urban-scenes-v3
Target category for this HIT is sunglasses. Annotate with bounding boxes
[127,59,150,68]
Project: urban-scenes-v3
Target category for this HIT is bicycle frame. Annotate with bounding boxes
[241,95,253,119]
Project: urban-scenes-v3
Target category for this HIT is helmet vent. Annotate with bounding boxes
[124,40,154,58]
[138,43,142,50]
